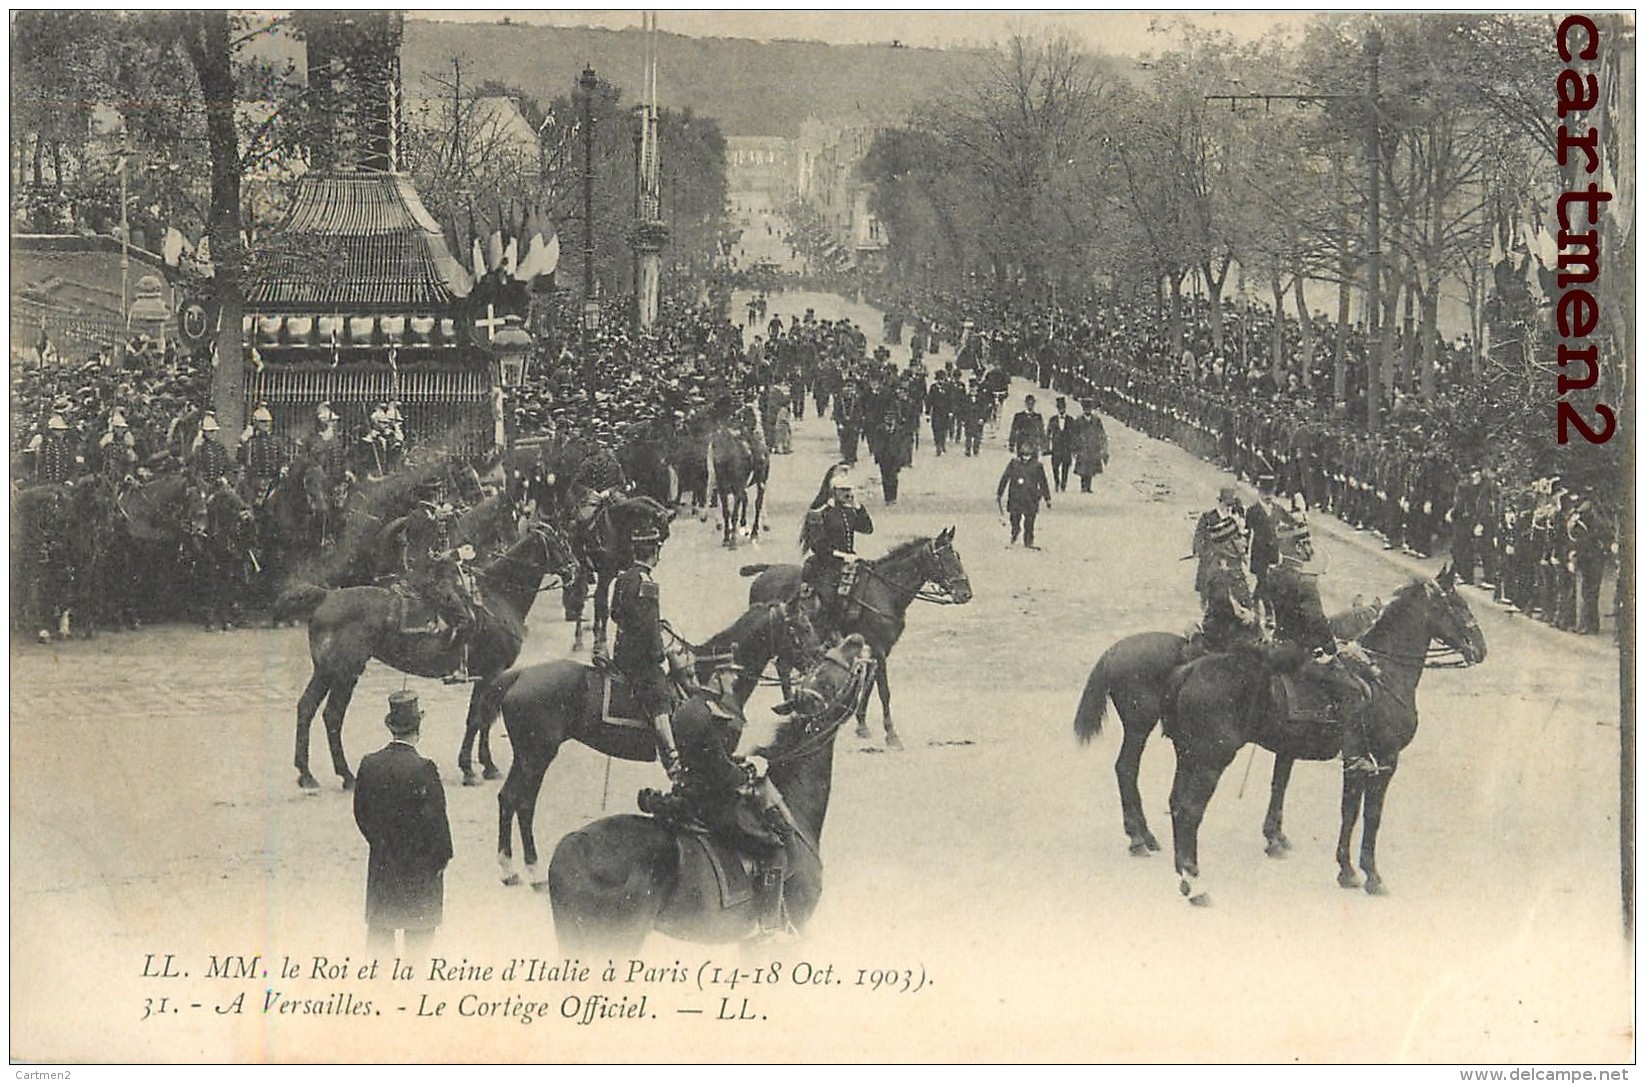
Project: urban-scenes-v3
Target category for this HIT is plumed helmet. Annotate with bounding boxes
[109,410,129,428]
[252,405,274,424]
[830,471,855,491]
[201,413,219,432]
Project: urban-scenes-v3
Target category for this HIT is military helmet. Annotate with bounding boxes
[47,414,69,431]
[252,404,274,424]
[201,413,220,433]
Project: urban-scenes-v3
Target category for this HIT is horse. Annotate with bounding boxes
[707,425,767,547]
[1128,569,1484,905]
[272,521,578,790]
[740,527,973,749]
[1073,597,1384,858]
[565,495,674,653]
[669,415,713,519]
[12,482,76,641]
[105,473,209,627]
[483,596,825,886]
[197,486,260,631]
[545,635,875,953]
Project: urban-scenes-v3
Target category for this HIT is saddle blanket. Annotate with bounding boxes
[674,833,757,911]
[387,588,449,638]
[1269,669,1367,726]
[587,669,651,729]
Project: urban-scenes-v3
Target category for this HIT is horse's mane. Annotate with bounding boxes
[871,535,933,566]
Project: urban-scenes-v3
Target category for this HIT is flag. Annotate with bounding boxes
[539,232,561,278]
[486,226,505,277]
[504,237,518,279]
[162,227,187,267]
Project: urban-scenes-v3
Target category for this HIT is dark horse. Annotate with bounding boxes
[566,495,674,653]
[1081,569,1485,905]
[546,635,875,953]
[482,596,825,886]
[707,425,767,547]
[273,521,578,789]
[105,473,209,627]
[1073,598,1383,858]
[740,528,972,749]
[197,486,260,631]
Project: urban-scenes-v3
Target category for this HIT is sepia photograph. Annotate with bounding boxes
[7,8,1635,1068]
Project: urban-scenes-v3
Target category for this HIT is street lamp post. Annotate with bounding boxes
[579,66,599,343]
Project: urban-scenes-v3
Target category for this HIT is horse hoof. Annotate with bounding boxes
[1364,877,1388,897]
[884,733,904,751]
[483,766,501,781]
[854,724,871,740]
[1265,840,1289,859]
[500,873,522,887]
[1188,892,1214,908]
[530,879,552,894]
[340,776,356,791]
[1129,841,1151,858]
[1145,836,1161,852]
[297,774,320,791]
[1337,869,1362,889]
[461,771,481,787]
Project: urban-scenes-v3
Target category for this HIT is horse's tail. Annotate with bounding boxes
[739,563,774,577]
[1073,656,1112,745]
[273,582,329,622]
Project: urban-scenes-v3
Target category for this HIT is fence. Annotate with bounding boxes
[245,365,494,457]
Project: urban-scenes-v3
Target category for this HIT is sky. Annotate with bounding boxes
[417,9,1301,56]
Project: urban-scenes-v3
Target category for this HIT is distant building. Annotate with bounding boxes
[793,119,886,269]
[726,136,793,209]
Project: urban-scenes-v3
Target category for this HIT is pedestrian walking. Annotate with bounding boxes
[997,447,1052,550]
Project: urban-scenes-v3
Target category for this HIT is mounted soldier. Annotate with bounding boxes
[569,434,629,552]
[25,413,76,485]
[364,400,405,477]
[1196,514,1260,652]
[1192,487,1245,604]
[304,401,350,491]
[608,525,688,783]
[403,480,479,684]
[98,409,141,487]
[238,404,286,505]
[190,412,234,490]
[800,466,873,636]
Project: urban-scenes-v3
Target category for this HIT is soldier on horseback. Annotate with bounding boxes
[569,435,629,552]
[404,481,479,684]
[189,413,234,490]
[98,410,140,487]
[608,525,686,783]
[238,404,285,505]
[25,413,76,484]
[801,466,873,636]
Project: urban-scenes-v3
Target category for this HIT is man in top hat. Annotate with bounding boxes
[353,690,453,962]
[997,444,1052,549]
[238,404,285,502]
[1008,393,1046,457]
[801,466,874,633]
[609,524,686,783]
[190,412,233,489]
[25,412,76,484]
[1045,395,1077,493]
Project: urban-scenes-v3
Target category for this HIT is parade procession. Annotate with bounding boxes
[9,10,1634,1068]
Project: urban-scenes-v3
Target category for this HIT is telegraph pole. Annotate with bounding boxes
[580,65,598,329]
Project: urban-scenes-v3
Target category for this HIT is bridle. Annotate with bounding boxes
[482,522,576,592]
[854,538,968,611]
[764,653,877,768]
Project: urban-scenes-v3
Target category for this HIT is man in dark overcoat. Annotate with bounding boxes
[354,691,453,962]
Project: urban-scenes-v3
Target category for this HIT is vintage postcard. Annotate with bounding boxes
[9,9,1634,1068]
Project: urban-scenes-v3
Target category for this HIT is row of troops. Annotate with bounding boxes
[1083,360,1613,636]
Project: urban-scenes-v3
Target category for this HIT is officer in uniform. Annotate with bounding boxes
[305,401,349,489]
[1198,516,1260,652]
[403,481,478,683]
[609,525,684,782]
[1448,467,1490,585]
[190,413,234,489]
[98,410,140,486]
[569,437,628,545]
[801,469,874,634]
[1192,487,1245,604]
[238,404,285,504]
[26,413,76,484]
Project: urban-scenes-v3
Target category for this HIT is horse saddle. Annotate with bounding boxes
[654,821,796,916]
[1269,663,1370,728]
[588,669,650,729]
[386,584,450,639]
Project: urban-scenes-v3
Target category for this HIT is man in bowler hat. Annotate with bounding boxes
[354,691,453,961]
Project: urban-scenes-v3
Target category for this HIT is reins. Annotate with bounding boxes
[853,539,965,613]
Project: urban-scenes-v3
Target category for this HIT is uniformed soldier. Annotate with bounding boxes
[1192,487,1245,603]
[801,469,874,634]
[98,410,140,486]
[238,404,285,503]
[403,480,478,682]
[610,525,685,782]
[305,401,349,487]
[191,413,234,488]
[26,413,76,484]
[569,438,629,540]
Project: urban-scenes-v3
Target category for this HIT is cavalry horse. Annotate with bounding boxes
[546,635,875,953]
[273,521,578,789]
[106,473,210,628]
[13,482,78,641]
[483,596,825,886]
[707,423,768,547]
[1073,598,1383,859]
[565,495,674,653]
[1081,568,1484,905]
[197,486,260,630]
[740,527,973,749]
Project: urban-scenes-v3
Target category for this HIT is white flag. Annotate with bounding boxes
[503,237,518,278]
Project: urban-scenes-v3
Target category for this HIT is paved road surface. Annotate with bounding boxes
[11,288,1628,1063]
